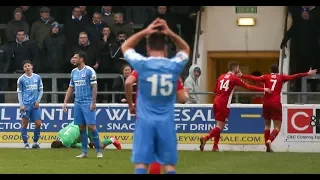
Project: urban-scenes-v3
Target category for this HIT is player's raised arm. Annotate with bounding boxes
[282,68,317,82]
[235,77,271,93]
[240,74,266,82]
[125,72,138,114]
[121,18,162,71]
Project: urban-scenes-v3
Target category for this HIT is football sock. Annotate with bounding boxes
[269,129,279,142]
[33,127,41,143]
[91,129,101,153]
[102,138,113,146]
[21,127,28,144]
[135,168,147,174]
[205,127,221,141]
[149,162,161,174]
[264,130,270,142]
[166,171,176,174]
[214,130,221,146]
[80,130,88,154]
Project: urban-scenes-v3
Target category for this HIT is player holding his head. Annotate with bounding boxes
[121,18,190,174]
[125,66,189,175]
[238,64,317,152]
[62,51,103,158]
[17,60,44,149]
[200,61,272,152]
[51,121,121,150]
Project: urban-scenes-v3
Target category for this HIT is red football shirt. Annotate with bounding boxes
[241,72,308,104]
[213,72,265,108]
[131,70,184,104]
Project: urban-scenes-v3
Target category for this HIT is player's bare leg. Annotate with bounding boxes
[21,118,30,149]
[31,120,42,149]
[135,164,149,174]
[76,125,89,158]
[201,120,225,152]
[163,164,176,174]
[88,124,103,158]
[264,119,272,152]
[266,120,282,152]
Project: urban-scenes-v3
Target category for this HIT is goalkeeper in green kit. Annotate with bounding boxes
[51,121,121,150]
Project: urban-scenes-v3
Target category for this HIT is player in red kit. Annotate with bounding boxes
[238,64,317,152]
[199,61,271,152]
[125,70,189,174]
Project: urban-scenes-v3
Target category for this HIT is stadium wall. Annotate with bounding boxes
[0,103,319,152]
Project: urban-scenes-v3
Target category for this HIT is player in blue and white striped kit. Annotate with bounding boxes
[122,18,190,174]
[17,60,44,149]
[62,51,102,158]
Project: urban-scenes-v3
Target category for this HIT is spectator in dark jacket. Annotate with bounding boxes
[19,6,38,28]
[7,29,38,73]
[64,6,89,47]
[144,6,178,33]
[85,12,106,45]
[125,6,156,25]
[112,64,132,103]
[68,31,100,69]
[109,31,127,73]
[30,6,56,50]
[99,26,115,73]
[6,8,30,42]
[42,22,67,73]
[101,6,115,26]
[0,43,9,103]
[109,12,133,37]
[79,6,90,22]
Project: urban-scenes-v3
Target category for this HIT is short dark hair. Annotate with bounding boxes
[117,31,126,36]
[51,140,64,148]
[270,64,279,73]
[228,61,239,71]
[22,60,32,66]
[74,50,87,61]
[147,32,166,51]
[16,29,25,35]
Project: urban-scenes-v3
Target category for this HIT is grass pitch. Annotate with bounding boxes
[0,148,319,174]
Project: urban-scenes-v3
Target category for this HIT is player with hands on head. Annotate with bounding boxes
[121,18,190,174]
[238,64,317,152]
[200,61,271,152]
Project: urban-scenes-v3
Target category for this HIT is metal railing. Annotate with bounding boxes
[0,73,319,104]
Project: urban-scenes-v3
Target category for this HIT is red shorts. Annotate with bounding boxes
[262,103,282,121]
[213,104,230,122]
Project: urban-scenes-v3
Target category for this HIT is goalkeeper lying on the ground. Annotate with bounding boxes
[51,121,121,149]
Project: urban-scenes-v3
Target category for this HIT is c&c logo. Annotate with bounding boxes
[287,108,313,134]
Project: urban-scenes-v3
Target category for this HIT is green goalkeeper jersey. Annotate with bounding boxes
[57,121,92,148]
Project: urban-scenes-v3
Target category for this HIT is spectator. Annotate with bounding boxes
[30,6,55,50]
[42,22,66,73]
[79,6,90,23]
[69,32,100,70]
[64,6,89,47]
[281,8,319,92]
[99,26,115,73]
[109,12,133,37]
[112,64,132,103]
[184,65,201,104]
[125,6,156,25]
[0,40,9,103]
[85,12,106,45]
[101,6,115,26]
[19,6,37,28]
[109,31,127,73]
[7,29,38,73]
[6,8,30,42]
[144,6,178,34]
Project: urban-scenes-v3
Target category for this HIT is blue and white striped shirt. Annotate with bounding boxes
[69,66,97,104]
[17,73,44,106]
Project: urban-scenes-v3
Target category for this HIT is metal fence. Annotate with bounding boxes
[0,73,319,104]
